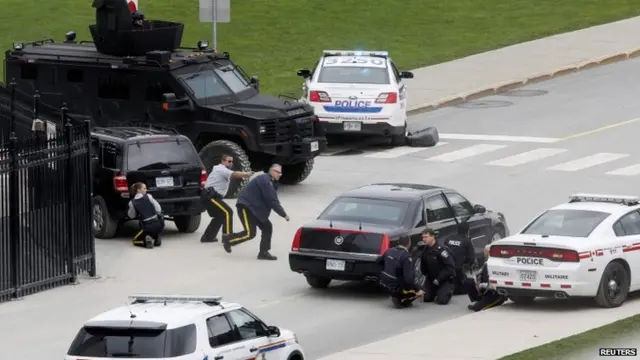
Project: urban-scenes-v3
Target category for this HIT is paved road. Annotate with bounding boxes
[4,58,640,359]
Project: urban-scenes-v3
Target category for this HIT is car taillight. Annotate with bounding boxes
[113,175,128,193]
[309,91,331,103]
[379,234,390,255]
[291,227,302,251]
[490,245,579,262]
[375,92,397,104]
[200,168,207,188]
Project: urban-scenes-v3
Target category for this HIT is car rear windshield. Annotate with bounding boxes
[67,324,197,358]
[318,66,390,85]
[127,140,201,171]
[521,209,610,237]
[318,197,409,226]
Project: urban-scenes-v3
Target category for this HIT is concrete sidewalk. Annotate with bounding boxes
[405,15,640,114]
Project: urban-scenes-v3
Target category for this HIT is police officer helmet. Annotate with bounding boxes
[132,10,145,20]
[457,222,470,235]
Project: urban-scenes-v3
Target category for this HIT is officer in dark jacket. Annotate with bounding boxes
[127,182,165,249]
[463,245,507,311]
[444,222,476,295]
[419,228,456,305]
[377,236,425,308]
[222,164,290,260]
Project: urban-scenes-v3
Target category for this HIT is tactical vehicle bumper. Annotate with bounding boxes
[262,136,327,162]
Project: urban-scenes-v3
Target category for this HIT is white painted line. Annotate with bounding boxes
[548,153,628,172]
[439,133,560,143]
[364,142,449,159]
[606,164,640,176]
[425,144,507,163]
[486,148,567,167]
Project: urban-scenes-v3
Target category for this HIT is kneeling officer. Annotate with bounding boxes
[128,182,165,249]
[463,245,507,311]
[444,222,476,294]
[377,236,424,308]
[420,228,456,305]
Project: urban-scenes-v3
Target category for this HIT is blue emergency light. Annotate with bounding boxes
[323,50,389,58]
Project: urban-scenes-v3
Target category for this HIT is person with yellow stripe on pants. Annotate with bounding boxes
[221,164,290,261]
[200,154,252,243]
[377,235,425,308]
[463,245,506,311]
[128,182,165,249]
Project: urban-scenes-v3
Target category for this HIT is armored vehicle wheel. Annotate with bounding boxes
[279,159,314,185]
[93,195,118,239]
[199,140,251,199]
[174,214,201,233]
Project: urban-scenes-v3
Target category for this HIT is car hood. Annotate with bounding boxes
[213,95,311,120]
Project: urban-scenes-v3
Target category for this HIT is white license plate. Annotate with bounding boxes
[310,141,319,152]
[518,270,537,282]
[156,177,174,187]
[343,121,362,131]
[326,259,345,271]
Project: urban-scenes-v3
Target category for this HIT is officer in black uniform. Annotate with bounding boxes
[444,222,476,294]
[463,245,507,311]
[419,228,456,305]
[132,10,145,28]
[127,182,165,249]
[377,236,424,308]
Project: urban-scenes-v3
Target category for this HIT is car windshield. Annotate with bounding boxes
[176,69,231,99]
[127,140,201,171]
[318,66,390,84]
[521,209,610,237]
[318,197,409,226]
[214,64,253,93]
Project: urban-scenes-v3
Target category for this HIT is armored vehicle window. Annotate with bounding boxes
[145,81,175,102]
[67,69,84,83]
[98,75,130,100]
[21,64,38,80]
[177,70,230,99]
[214,66,251,94]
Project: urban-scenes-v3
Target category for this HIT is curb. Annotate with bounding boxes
[407,48,640,116]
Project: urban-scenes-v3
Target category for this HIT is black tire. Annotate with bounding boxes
[279,159,314,185]
[93,195,118,239]
[508,296,536,305]
[174,214,201,233]
[390,122,407,146]
[595,261,629,308]
[199,140,251,199]
[305,275,331,289]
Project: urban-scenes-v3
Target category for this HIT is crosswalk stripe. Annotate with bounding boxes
[606,164,640,176]
[425,144,507,163]
[548,153,628,171]
[486,148,567,167]
[364,142,449,159]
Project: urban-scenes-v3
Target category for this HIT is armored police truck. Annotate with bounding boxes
[2,0,327,198]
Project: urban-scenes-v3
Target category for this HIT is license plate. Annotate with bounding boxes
[518,270,537,282]
[326,259,345,271]
[310,141,319,152]
[156,177,174,187]
[343,121,362,131]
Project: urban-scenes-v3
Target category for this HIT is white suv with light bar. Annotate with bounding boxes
[65,294,305,360]
[296,50,414,146]
[487,193,640,308]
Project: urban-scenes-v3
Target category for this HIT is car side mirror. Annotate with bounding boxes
[162,93,192,111]
[250,76,260,90]
[400,71,414,79]
[297,69,311,78]
[474,204,486,214]
[267,325,281,337]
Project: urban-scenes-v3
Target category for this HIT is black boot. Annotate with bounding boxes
[144,235,154,249]
[467,304,476,311]
[221,235,232,253]
[154,236,162,247]
[257,252,277,260]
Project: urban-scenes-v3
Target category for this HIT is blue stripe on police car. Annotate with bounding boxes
[322,99,382,113]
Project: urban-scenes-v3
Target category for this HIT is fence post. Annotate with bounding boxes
[62,103,77,282]
[9,79,16,135]
[85,119,97,277]
[32,90,40,120]
[8,132,20,298]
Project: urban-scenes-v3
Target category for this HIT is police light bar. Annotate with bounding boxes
[322,50,389,57]
[129,294,223,304]
[568,193,640,205]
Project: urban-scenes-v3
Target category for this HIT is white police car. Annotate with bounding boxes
[65,294,305,360]
[297,50,414,145]
[487,194,640,308]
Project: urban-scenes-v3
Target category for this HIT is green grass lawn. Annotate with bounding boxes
[1,0,639,96]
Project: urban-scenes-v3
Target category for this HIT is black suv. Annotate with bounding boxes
[91,126,206,239]
[3,1,327,198]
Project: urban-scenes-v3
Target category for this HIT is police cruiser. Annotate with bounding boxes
[487,194,640,308]
[65,294,305,360]
[297,50,414,146]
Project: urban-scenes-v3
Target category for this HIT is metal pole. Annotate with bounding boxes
[9,79,16,135]
[212,0,217,51]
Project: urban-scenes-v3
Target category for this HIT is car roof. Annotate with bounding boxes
[551,201,639,217]
[85,300,242,329]
[340,183,445,201]
[91,127,186,142]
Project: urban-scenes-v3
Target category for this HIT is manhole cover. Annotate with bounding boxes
[455,100,512,109]
[501,89,548,97]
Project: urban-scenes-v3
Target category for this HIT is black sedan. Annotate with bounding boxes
[288,183,509,289]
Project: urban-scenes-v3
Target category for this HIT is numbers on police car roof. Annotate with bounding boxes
[324,57,384,66]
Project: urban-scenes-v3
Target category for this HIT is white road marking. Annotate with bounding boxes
[486,148,567,167]
[439,133,560,143]
[606,164,640,176]
[425,144,507,162]
[548,153,628,171]
[364,142,449,159]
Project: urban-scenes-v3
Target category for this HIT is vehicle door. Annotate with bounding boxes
[424,193,458,245]
[612,210,640,287]
[408,199,427,247]
[205,313,252,360]
[225,308,283,360]
[301,59,320,102]
[444,191,491,257]
[389,60,406,112]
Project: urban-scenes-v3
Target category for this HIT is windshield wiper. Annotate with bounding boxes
[110,353,140,357]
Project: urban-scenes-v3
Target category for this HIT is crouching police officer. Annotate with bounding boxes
[127,182,165,249]
[463,245,507,311]
[444,222,476,294]
[419,228,456,305]
[377,236,424,308]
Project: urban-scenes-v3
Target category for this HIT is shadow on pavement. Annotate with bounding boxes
[309,280,389,300]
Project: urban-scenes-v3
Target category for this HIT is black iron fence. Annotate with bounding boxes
[0,80,96,302]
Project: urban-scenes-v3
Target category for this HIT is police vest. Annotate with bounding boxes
[132,194,157,220]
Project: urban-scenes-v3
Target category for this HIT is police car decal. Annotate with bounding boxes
[322,100,383,114]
